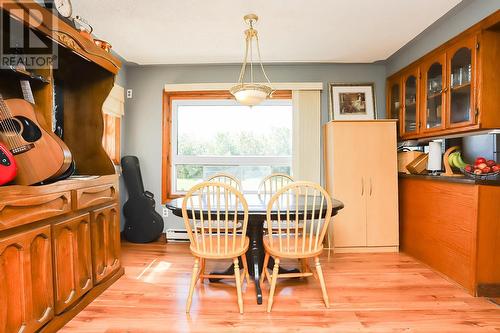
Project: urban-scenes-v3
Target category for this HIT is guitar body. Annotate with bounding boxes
[0,143,17,185]
[0,99,72,185]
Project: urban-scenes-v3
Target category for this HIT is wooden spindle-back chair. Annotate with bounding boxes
[258,173,295,231]
[260,181,333,312]
[206,173,242,191]
[182,181,250,313]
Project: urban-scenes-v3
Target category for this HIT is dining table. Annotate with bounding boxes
[165,193,344,305]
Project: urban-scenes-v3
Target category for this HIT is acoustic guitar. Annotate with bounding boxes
[0,80,72,185]
[0,142,17,185]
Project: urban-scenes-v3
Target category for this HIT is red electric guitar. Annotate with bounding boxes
[0,142,17,185]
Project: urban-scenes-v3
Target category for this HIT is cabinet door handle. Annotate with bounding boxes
[369,178,373,196]
[361,177,364,196]
[37,307,52,323]
[64,290,76,304]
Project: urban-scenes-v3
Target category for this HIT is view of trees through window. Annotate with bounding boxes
[173,101,292,192]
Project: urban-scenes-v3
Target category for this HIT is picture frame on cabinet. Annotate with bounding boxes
[329,83,376,121]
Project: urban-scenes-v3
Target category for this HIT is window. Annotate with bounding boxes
[162,90,292,201]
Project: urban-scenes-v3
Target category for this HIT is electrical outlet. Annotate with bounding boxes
[126,89,133,99]
[162,207,169,218]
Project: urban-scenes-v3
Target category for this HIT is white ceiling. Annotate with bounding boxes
[72,0,461,65]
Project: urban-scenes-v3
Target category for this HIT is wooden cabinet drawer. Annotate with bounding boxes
[0,192,71,231]
[73,183,118,210]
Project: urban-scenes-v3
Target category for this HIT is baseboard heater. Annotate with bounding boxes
[166,229,190,242]
[166,228,244,242]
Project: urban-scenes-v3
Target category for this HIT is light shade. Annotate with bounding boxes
[230,83,273,107]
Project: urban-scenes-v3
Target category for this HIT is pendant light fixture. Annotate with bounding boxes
[230,14,273,106]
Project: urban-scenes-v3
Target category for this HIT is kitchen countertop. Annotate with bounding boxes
[398,173,500,186]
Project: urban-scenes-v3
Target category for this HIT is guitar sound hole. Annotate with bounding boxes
[16,116,42,142]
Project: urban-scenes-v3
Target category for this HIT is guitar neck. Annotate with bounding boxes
[20,80,36,104]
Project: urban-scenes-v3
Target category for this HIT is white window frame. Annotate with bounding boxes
[171,99,293,194]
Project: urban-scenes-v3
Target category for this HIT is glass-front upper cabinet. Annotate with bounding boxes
[447,36,476,128]
[386,76,402,135]
[422,54,446,132]
[402,68,419,137]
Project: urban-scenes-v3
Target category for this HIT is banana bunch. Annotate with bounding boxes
[448,151,467,169]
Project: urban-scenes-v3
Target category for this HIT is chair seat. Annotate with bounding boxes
[263,234,323,258]
[190,235,249,259]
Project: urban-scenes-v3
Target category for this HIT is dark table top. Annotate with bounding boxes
[166,193,344,222]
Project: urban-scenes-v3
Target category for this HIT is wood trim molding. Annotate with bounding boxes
[164,82,323,92]
[161,90,292,203]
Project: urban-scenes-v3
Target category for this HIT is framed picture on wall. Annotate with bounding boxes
[329,83,376,121]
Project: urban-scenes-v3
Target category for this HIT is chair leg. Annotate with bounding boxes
[199,258,206,283]
[314,256,330,309]
[260,252,270,284]
[241,255,250,284]
[186,257,200,313]
[233,258,244,314]
[267,257,280,313]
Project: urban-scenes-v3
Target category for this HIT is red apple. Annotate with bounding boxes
[486,160,496,167]
[492,165,500,172]
[465,165,473,172]
[482,166,491,173]
[473,169,482,175]
[477,163,487,170]
[476,157,486,164]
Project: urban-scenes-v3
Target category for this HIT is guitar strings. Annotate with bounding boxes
[0,97,22,150]
[0,97,17,149]
[0,99,22,149]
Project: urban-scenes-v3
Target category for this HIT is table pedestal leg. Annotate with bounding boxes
[246,222,264,304]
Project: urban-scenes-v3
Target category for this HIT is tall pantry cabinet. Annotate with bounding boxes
[324,120,399,252]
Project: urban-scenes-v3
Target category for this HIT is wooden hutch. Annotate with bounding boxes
[0,1,123,332]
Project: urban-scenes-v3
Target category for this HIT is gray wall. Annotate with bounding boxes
[121,63,386,230]
[386,0,500,75]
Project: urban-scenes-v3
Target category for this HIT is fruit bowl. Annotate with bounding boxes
[461,168,500,180]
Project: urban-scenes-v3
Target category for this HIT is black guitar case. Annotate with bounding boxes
[121,156,164,243]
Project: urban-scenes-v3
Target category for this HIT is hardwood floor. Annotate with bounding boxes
[60,240,500,333]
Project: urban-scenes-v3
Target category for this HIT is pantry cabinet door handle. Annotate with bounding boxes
[369,178,373,196]
[361,177,364,196]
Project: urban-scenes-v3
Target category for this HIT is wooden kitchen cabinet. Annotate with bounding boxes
[52,214,93,314]
[324,120,399,252]
[446,36,477,129]
[421,52,447,134]
[386,11,500,139]
[386,76,402,129]
[399,177,500,296]
[90,204,121,284]
[0,226,54,333]
[401,67,420,137]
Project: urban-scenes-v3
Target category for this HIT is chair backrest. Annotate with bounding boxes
[258,173,294,198]
[266,181,333,254]
[206,173,242,191]
[182,181,248,255]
